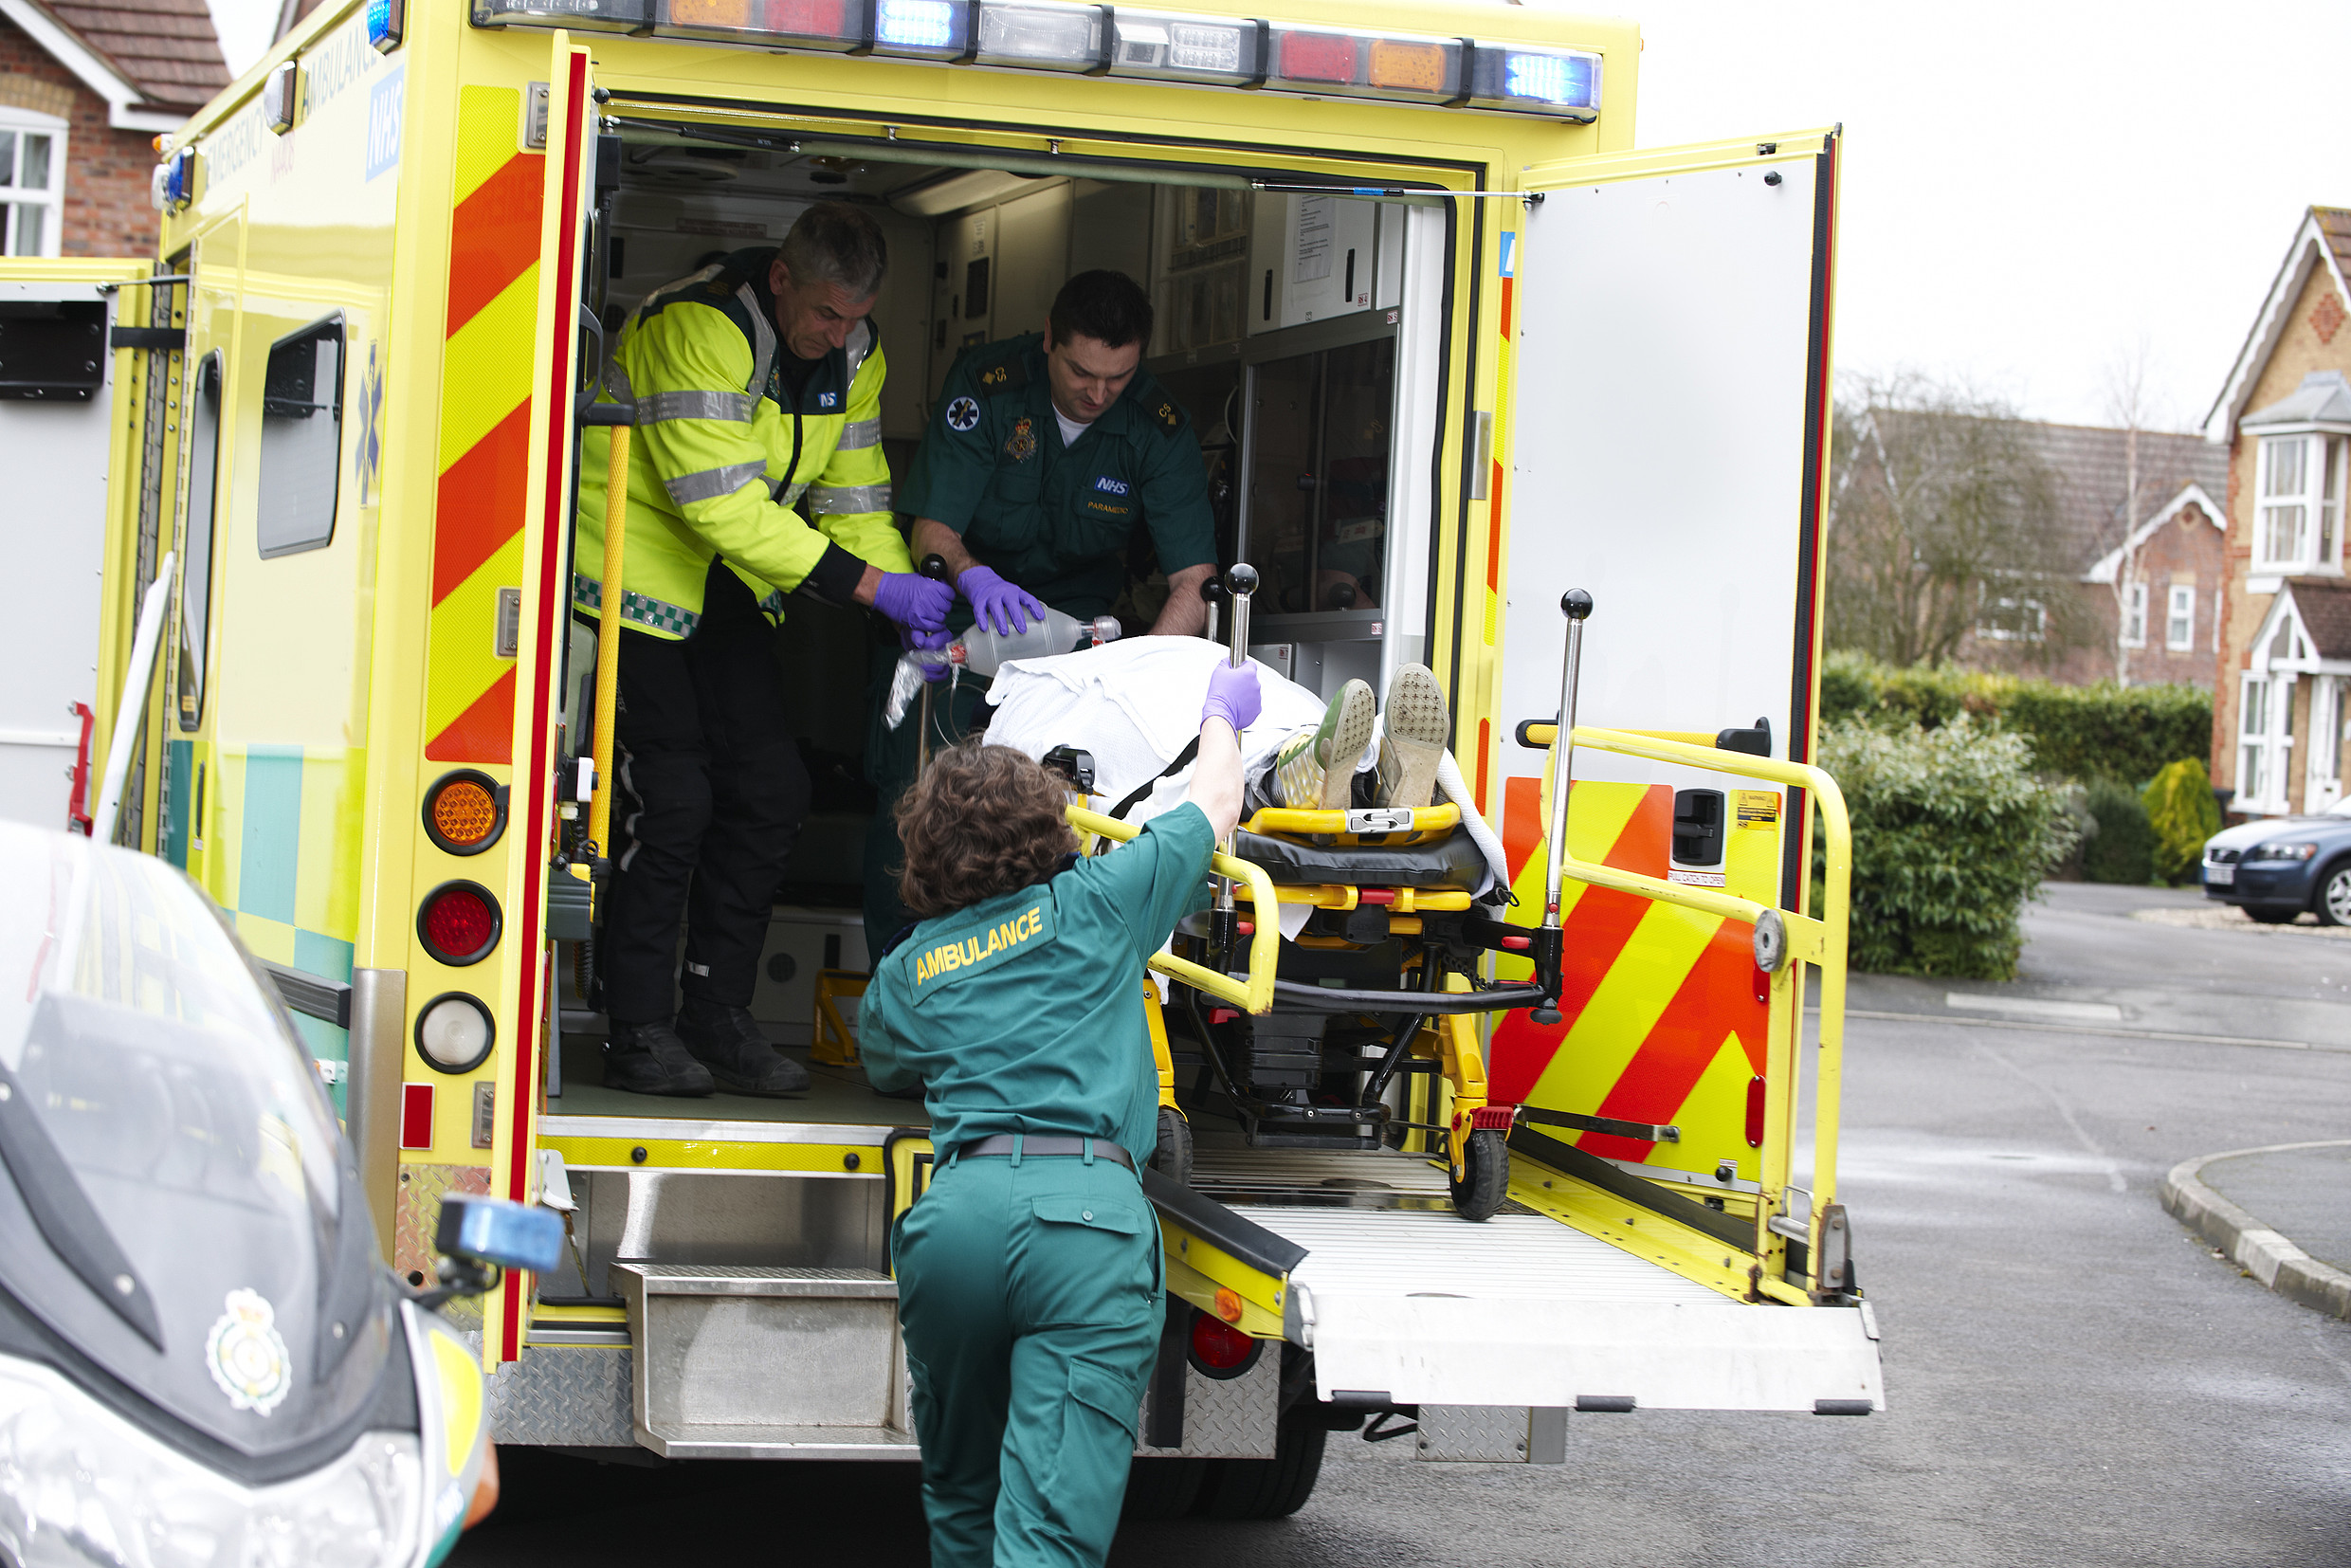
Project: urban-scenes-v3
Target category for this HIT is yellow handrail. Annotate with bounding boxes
[1066,805,1281,1015]
[586,425,630,914]
[1554,724,1854,1294]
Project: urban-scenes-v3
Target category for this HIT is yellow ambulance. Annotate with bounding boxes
[0,0,1874,1507]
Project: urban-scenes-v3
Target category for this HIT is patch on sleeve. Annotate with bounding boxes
[1154,398,1182,432]
[911,898,1054,999]
[945,395,981,432]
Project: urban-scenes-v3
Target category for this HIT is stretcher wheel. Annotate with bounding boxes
[1194,1410,1325,1520]
[1450,1128,1509,1222]
[1151,1105,1194,1186]
[1121,1455,1206,1520]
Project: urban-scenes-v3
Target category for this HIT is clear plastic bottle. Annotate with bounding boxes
[946,610,1122,677]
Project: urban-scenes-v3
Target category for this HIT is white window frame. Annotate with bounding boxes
[2120,580,2147,648]
[2238,671,2294,812]
[2166,584,2196,651]
[0,105,67,261]
[2309,675,2343,812]
[1976,589,2046,644]
[2255,430,2347,574]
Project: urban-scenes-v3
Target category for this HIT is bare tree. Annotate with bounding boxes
[2095,340,2169,685]
[1825,371,2090,667]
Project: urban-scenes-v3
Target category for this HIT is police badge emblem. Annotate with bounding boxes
[1006,415,1037,462]
[945,395,980,432]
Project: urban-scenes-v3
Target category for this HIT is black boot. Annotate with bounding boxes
[676,999,811,1096]
[602,1018,716,1098]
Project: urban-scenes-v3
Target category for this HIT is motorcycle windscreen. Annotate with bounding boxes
[0,821,395,1460]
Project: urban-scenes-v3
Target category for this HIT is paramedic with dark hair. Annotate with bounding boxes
[859,661,1261,1568]
[866,268,1220,940]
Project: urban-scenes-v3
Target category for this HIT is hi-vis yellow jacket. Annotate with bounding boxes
[574,248,910,639]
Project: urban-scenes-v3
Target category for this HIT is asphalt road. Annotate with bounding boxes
[456,884,2351,1567]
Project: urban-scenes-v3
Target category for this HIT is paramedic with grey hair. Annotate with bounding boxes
[575,202,953,1098]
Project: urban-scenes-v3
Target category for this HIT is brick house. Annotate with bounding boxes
[1965,422,2231,688]
[0,0,228,258]
[2203,207,2351,817]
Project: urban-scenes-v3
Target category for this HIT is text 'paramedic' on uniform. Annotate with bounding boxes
[574,203,956,1098]
[866,270,1222,941]
[860,662,1262,1568]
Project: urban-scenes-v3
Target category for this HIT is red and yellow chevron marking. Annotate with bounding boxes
[425,87,544,763]
[1490,777,1775,1180]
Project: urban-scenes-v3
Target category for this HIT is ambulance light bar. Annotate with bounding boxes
[467,0,1599,119]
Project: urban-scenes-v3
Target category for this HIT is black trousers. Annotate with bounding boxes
[597,560,810,1024]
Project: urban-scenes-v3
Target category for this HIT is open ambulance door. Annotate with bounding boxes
[1486,132,1853,1318]
[477,34,597,1369]
[0,261,179,839]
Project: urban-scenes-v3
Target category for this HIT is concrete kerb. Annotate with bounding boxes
[2160,1141,2351,1321]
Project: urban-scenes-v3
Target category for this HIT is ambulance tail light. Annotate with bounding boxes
[973,0,1104,70]
[1188,1310,1262,1377]
[423,770,507,855]
[415,992,497,1074]
[1465,42,1600,119]
[418,882,503,967]
[1106,10,1260,84]
[470,0,652,32]
[1266,27,1464,105]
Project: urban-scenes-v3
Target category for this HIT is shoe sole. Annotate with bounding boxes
[1315,682,1376,809]
[1378,664,1449,810]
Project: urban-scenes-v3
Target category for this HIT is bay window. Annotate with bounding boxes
[2257,432,2346,573]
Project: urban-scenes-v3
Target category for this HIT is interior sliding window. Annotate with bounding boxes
[256,317,344,557]
[176,353,224,729]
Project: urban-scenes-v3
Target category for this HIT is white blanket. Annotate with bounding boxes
[980,640,1512,927]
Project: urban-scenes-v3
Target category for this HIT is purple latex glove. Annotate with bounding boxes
[1201,662,1262,735]
[957,565,1048,638]
[872,571,955,634]
[903,626,955,684]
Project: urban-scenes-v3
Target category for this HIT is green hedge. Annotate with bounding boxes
[2080,779,2157,884]
[1819,650,2211,784]
[1820,720,2080,979]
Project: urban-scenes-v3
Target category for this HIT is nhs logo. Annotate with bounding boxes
[819,392,838,408]
[1094,476,1130,496]
[364,67,403,182]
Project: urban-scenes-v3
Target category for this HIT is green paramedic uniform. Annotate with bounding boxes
[860,803,1216,1568]
[866,334,1219,940]
[897,331,1219,629]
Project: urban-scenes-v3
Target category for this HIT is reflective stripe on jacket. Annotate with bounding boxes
[574,248,910,640]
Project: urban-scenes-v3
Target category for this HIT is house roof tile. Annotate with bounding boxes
[2286,576,2351,663]
[41,0,228,111]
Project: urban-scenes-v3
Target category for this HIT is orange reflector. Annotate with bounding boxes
[431,779,500,848]
[1367,39,1446,91]
[1213,1286,1243,1323]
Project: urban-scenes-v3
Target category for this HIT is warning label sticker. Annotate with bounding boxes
[1668,868,1727,887]
[1735,790,1780,829]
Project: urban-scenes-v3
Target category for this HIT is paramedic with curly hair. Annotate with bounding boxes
[858,661,1260,1568]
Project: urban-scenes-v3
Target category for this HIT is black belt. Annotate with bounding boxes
[954,1135,1134,1170]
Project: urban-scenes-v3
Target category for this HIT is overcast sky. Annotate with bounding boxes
[205,0,2351,433]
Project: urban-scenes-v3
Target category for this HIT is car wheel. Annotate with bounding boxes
[2317,862,2351,928]
[2246,907,2299,925]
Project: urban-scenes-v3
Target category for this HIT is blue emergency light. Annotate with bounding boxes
[876,0,958,50]
[367,0,405,52]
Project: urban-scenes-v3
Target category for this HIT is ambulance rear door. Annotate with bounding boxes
[1486,130,1839,1230]
[0,260,171,833]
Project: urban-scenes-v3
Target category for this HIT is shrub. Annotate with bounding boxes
[2144,757,2223,884]
[2079,778,2157,884]
[1816,651,2212,783]
[1818,719,2079,980]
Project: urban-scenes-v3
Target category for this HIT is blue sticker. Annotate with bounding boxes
[1093,475,1129,496]
[1500,230,1517,280]
[364,66,403,182]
